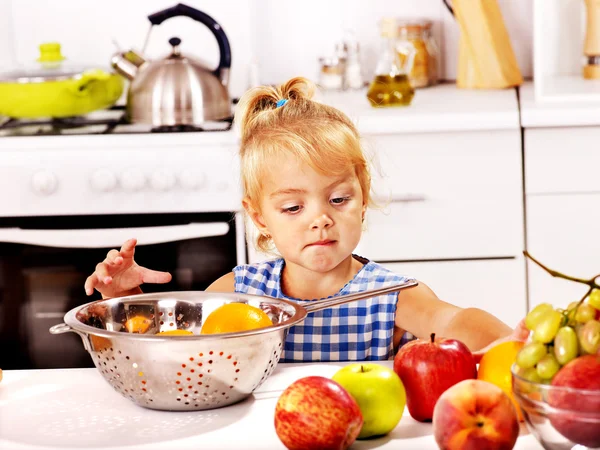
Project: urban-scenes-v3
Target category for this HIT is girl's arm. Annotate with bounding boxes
[394,281,515,352]
[206,272,236,292]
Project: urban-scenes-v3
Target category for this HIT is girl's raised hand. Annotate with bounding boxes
[472,319,530,364]
[84,238,172,298]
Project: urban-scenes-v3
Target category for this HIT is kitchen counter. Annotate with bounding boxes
[519,81,600,128]
[320,82,520,134]
[0,361,543,450]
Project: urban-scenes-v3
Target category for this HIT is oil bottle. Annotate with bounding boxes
[367,18,416,108]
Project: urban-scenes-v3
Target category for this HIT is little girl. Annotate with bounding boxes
[84,77,527,362]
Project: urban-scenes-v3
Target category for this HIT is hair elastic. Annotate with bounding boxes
[276,99,288,108]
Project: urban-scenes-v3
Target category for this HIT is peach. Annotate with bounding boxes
[432,379,519,450]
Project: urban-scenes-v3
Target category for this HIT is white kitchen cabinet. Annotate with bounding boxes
[381,259,526,328]
[525,126,600,310]
[525,127,600,194]
[526,194,600,310]
[358,129,524,261]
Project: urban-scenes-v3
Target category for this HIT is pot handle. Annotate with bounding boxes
[69,69,111,96]
[442,0,454,16]
[148,3,231,82]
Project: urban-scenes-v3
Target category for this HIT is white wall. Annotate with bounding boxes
[0,0,533,98]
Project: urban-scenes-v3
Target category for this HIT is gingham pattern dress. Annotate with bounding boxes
[233,255,414,362]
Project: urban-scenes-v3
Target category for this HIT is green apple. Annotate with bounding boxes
[332,363,406,439]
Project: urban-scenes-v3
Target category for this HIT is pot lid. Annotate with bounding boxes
[0,42,102,83]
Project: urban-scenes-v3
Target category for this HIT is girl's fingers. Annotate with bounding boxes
[140,267,172,284]
[119,238,137,259]
[94,262,113,285]
[514,319,530,341]
[105,249,123,265]
[84,273,99,296]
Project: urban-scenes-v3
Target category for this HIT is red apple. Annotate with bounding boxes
[274,376,363,450]
[393,333,477,421]
[548,354,600,448]
[433,379,519,450]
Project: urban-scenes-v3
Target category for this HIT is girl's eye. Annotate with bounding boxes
[331,197,350,205]
[282,205,302,214]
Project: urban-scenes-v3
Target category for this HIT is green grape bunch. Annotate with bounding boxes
[515,252,600,384]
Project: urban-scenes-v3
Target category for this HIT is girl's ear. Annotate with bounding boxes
[243,197,270,235]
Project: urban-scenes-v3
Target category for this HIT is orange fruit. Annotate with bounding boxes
[156,329,194,336]
[125,316,152,334]
[200,303,273,334]
[477,340,525,421]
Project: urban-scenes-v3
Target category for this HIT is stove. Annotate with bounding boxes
[0,107,232,137]
[0,110,246,370]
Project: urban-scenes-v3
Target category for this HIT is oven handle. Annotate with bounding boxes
[0,222,230,248]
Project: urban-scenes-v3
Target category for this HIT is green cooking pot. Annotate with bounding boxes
[0,42,124,119]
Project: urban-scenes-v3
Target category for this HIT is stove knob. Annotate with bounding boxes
[151,169,176,191]
[31,170,58,195]
[179,169,206,190]
[120,169,146,192]
[91,169,118,192]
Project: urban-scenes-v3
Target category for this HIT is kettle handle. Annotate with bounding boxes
[148,3,232,78]
[442,0,454,16]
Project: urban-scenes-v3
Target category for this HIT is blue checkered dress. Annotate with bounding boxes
[233,255,414,362]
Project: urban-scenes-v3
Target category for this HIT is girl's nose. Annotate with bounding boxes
[310,213,333,230]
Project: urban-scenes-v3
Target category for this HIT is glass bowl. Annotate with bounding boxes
[511,365,600,450]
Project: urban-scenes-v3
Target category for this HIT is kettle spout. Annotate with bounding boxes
[111,50,146,80]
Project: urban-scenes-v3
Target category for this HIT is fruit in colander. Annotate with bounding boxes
[200,303,272,334]
[156,329,194,336]
[125,315,152,333]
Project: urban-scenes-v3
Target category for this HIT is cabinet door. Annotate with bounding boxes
[359,130,524,261]
[382,259,527,328]
[526,195,600,310]
[525,127,600,195]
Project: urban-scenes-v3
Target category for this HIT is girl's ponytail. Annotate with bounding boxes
[235,77,316,143]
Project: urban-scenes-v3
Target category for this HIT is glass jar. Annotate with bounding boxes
[318,56,346,91]
[366,17,415,108]
[396,19,439,88]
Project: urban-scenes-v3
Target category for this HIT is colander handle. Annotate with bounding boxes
[302,279,419,314]
[49,323,93,352]
[49,323,72,334]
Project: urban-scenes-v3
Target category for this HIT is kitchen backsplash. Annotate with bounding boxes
[0,0,532,99]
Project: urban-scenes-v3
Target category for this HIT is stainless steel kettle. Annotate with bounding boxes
[111,3,232,127]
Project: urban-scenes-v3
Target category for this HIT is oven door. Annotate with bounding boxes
[0,213,244,370]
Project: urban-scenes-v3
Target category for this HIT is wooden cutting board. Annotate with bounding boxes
[453,0,523,89]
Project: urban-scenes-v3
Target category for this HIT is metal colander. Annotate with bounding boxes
[50,279,417,412]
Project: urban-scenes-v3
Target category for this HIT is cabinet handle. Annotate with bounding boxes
[374,193,427,204]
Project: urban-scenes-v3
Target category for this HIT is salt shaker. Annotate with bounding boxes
[341,39,364,90]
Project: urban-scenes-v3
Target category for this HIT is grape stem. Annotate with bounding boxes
[523,251,600,290]
[524,251,599,315]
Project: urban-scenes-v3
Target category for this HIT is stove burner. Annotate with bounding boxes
[0,108,128,135]
[151,118,233,133]
[0,109,233,136]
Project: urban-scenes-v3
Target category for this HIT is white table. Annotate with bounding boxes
[0,362,543,450]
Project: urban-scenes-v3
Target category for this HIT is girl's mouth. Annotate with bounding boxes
[307,240,336,247]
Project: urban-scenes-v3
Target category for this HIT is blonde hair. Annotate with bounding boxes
[235,77,371,252]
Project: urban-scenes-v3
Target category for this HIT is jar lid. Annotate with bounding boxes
[319,57,345,69]
[379,17,398,38]
[397,18,433,32]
